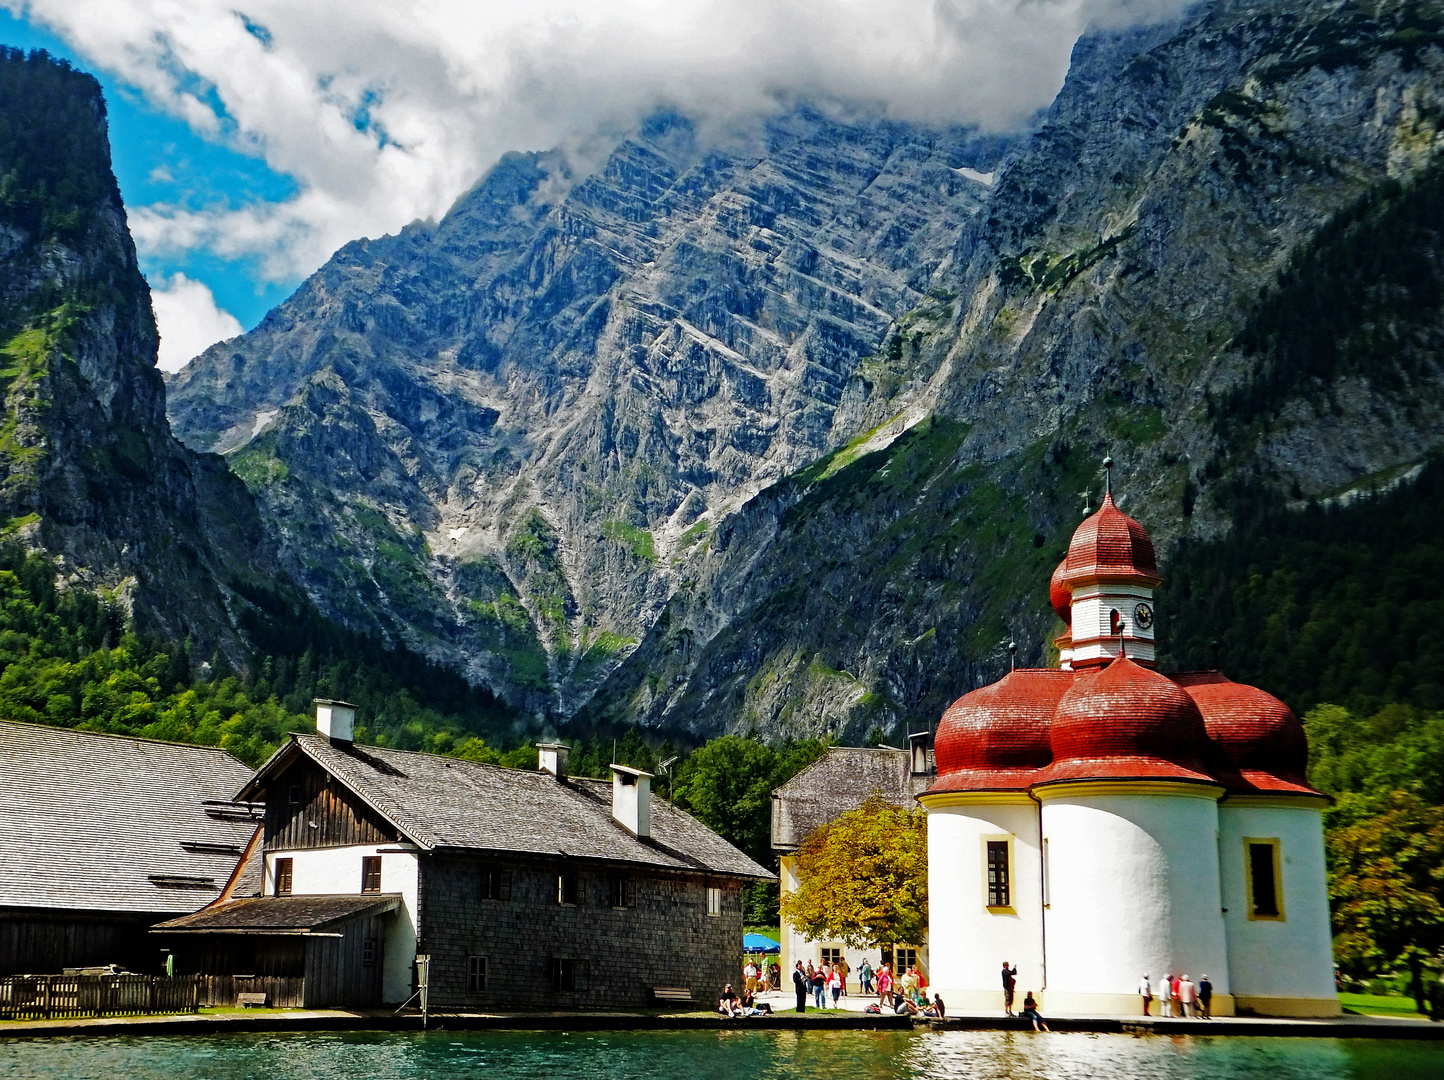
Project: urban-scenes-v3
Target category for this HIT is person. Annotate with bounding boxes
[769,961,782,991]
[1159,972,1173,1017]
[837,956,850,996]
[1170,973,1183,1018]
[859,958,874,995]
[718,984,740,1017]
[877,963,894,1006]
[812,963,827,1009]
[792,961,808,1013]
[1138,973,1152,1016]
[901,965,920,1000]
[829,965,843,1008]
[1020,991,1049,1031]
[744,960,758,996]
[1001,962,1018,1017]
[893,992,919,1015]
[1178,974,1197,1018]
[1198,974,1213,1020]
[931,993,946,1018]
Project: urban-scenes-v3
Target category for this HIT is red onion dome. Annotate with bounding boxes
[1049,558,1072,625]
[927,669,1072,794]
[1034,654,1217,786]
[1061,492,1159,585]
[1173,672,1318,796]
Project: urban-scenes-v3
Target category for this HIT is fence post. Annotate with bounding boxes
[42,976,51,1020]
[191,976,200,1013]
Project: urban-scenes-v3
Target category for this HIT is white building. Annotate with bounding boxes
[921,491,1338,1017]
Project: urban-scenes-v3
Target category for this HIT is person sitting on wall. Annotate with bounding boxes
[1020,991,1049,1032]
[718,984,740,1017]
[893,993,919,1015]
[921,993,946,1018]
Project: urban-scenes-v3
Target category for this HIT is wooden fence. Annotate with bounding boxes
[197,974,306,1009]
[0,974,200,1020]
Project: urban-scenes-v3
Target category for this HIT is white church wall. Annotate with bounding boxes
[924,797,1043,1012]
[1069,583,1156,667]
[1219,801,1339,1015]
[265,845,419,1004]
[1038,788,1232,1015]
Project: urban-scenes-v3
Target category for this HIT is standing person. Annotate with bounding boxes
[1159,973,1173,1017]
[744,959,758,996]
[859,958,874,995]
[1001,962,1018,1017]
[877,963,894,1006]
[1170,973,1183,1018]
[1020,991,1049,1032]
[792,961,808,1013]
[813,963,827,1009]
[1138,973,1152,1016]
[837,956,850,997]
[829,965,843,1008]
[1198,974,1213,1020]
[1179,974,1197,1018]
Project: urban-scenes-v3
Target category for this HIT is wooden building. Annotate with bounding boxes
[0,721,258,975]
[158,702,772,1009]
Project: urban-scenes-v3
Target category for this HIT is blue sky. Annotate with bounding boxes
[0,10,297,341]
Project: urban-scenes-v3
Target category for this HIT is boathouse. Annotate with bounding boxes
[157,704,772,1008]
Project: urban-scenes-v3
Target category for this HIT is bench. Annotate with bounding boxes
[237,992,269,1008]
[652,987,694,1005]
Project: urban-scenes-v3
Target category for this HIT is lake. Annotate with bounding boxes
[0,1029,1440,1080]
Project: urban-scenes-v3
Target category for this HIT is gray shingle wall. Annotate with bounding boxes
[419,852,742,1009]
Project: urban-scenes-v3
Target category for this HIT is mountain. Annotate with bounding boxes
[0,47,275,662]
[169,0,1444,737]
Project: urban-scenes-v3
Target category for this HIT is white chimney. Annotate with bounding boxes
[908,731,931,775]
[314,699,357,744]
[537,743,569,780]
[610,765,653,838]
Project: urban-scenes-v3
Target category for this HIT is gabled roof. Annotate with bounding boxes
[0,721,258,914]
[242,735,772,880]
[154,893,400,934]
[771,746,932,852]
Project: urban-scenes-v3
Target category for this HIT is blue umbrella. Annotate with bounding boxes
[743,933,781,953]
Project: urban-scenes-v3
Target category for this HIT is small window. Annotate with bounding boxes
[820,947,842,967]
[987,840,1011,908]
[481,865,512,901]
[361,856,382,893]
[548,957,587,992]
[608,875,637,908]
[288,784,303,805]
[1246,839,1284,920]
[274,857,293,897]
[707,886,722,916]
[558,872,579,905]
[896,947,918,973]
[363,938,378,968]
[468,955,487,992]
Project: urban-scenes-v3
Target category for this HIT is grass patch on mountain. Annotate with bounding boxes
[601,519,656,562]
[506,510,574,648]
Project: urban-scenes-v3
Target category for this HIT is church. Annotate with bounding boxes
[920,481,1339,1017]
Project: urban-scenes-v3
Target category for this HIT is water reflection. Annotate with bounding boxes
[0,1028,1438,1080]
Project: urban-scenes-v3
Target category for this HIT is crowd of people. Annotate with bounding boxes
[1137,973,1213,1019]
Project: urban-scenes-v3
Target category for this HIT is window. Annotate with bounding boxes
[363,938,378,968]
[468,955,487,992]
[707,886,722,916]
[361,856,382,893]
[1245,838,1284,920]
[558,872,579,905]
[548,957,588,991]
[481,865,512,901]
[274,857,293,897]
[987,840,1011,908]
[288,784,303,805]
[895,947,919,973]
[608,875,637,908]
[820,947,842,967]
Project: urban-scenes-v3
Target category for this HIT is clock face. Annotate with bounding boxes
[1133,602,1154,630]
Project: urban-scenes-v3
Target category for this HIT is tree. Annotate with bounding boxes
[1327,790,1444,1010]
[783,793,927,949]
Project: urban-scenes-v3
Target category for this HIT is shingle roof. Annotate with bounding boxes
[1062,492,1159,584]
[0,721,258,914]
[771,747,932,851]
[243,735,772,880]
[154,893,401,933]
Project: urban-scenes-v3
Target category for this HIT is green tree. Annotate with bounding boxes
[783,793,928,949]
[1326,790,1444,1011]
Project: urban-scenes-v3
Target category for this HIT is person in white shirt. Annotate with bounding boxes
[1138,974,1152,1016]
[1160,973,1174,1017]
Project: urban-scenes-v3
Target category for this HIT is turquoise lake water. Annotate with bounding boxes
[0,1030,1440,1080]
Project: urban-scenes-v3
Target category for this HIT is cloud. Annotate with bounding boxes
[148,271,243,372]
[12,0,1189,284]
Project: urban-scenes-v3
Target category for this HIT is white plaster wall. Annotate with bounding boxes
[1070,584,1156,666]
[1219,804,1337,1001]
[1041,794,1228,1000]
[266,845,419,1003]
[926,801,1043,1005]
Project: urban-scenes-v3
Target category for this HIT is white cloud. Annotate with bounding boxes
[11,0,1189,284]
[148,272,243,372]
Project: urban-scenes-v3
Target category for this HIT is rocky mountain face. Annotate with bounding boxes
[169,0,1444,737]
[0,49,274,662]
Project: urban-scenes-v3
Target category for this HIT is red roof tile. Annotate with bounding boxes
[928,670,1072,793]
[1049,558,1072,624]
[1172,671,1321,797]
[1061,493,1159,585]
